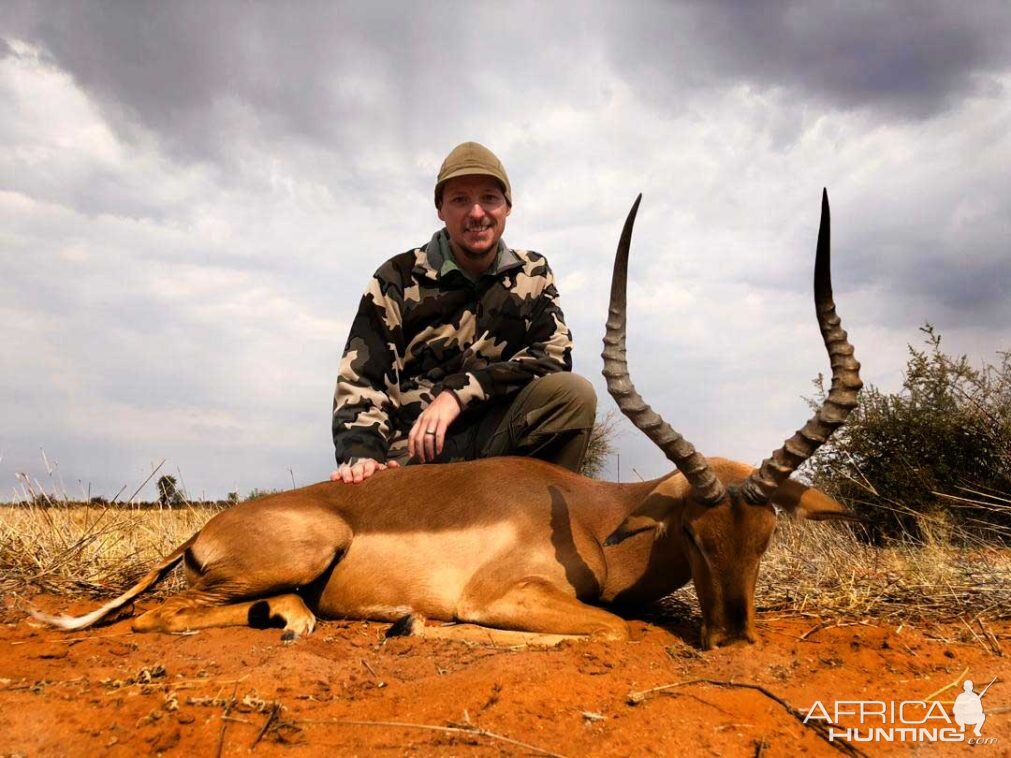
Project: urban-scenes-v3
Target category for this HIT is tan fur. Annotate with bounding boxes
[32,456,851,649]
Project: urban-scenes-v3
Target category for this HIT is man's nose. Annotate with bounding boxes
[467,203,486,217]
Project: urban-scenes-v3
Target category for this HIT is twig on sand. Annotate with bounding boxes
[978,617,1004,657]
[921,666,970,702]
[626,678,869,758]
[361,658,379,678]
[215,682,240,758]
[296,717,565,758]
[797,620,870,642]
[16,630,138,645]
[798,622,827,641]
[960,617,991,653]
[251,702,281,750]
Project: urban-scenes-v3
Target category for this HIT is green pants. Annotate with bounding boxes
[394,373,597,473]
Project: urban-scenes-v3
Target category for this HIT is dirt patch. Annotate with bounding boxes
[1,595,1008,756]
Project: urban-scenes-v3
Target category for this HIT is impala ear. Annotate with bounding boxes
[771,480,864,522]
[604,492,681,546]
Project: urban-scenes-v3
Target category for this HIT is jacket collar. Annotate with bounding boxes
[419,229,522,283]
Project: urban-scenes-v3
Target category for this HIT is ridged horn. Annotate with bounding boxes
[602,195,726,506]
[740,190,863,505]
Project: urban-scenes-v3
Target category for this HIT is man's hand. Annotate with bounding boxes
[330,458,400,484]
[408,391,462,463]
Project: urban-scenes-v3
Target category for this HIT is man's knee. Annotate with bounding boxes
[526,373,597,429]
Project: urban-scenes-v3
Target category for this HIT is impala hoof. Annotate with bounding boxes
[282,613,316,641]
[386,613,423,638]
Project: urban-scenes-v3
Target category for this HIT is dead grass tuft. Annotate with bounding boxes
[0,502,223,602]
[653,517,1011,626]
[758,518,1011,622]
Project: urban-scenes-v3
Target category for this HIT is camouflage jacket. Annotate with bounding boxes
[332,229,573,464]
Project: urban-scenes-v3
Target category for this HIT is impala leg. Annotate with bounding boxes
[390,615,585,647]
[132,591,316,637]
[131,504,353,636]
[471,579,629,640]
[403,578,629,645]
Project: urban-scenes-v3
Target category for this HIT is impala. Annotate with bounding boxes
[35,191,861,649]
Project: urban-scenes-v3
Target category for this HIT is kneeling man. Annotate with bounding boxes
[332,142,596,483]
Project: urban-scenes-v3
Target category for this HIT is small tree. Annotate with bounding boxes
[581,410,622,479]
[246,488,282,501]
[156,475,184,508]
[803,325,1011,543]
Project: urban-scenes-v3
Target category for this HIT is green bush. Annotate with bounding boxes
[803,325,1011,544]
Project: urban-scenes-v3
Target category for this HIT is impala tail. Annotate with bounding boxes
[30,534,198,630]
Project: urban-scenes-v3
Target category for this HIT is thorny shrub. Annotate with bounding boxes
[803,325,1011,544]
[581,410,622,479]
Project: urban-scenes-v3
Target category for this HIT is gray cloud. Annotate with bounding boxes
[3,1,1010,496]
[606,0,1011,119]
[8,2,602,167]
[10,0,1009,173]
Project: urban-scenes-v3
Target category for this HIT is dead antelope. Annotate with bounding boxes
[33,191,861,649]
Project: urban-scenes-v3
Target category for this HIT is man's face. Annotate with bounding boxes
[437,175,511,265]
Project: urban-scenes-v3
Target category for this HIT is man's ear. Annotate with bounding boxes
[437,205,445,222]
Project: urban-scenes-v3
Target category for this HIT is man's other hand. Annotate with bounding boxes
[330,458,400,484]
[408,391,462,463]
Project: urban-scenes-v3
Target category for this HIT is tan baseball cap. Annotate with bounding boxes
[434,141,512,207]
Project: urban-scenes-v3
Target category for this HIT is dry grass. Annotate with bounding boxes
[641,516,1011,629]
[3,502,1010,628]
[757,518,1011,622]
[0,502,223,602]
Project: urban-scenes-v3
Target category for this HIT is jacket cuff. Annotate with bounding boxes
[334,431,389,465]
[439,372,486,410]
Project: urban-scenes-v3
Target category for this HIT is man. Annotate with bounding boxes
[953,679,988,737]
[331,141,596,484]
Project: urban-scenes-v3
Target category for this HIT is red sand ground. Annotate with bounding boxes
[1,595,1008,757]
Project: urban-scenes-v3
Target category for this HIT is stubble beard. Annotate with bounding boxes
[457,242,496,260]
[456,223,498,260]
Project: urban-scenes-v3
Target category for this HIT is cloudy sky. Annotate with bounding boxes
[3,1,1009,501]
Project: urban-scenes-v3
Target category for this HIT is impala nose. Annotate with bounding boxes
[702,596,757,649]
[702,624,758,650]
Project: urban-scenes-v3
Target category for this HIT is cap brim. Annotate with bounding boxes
[435,169,511,204]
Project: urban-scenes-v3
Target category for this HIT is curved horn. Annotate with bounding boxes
[602,196,726,506]
[740,190,863,505]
